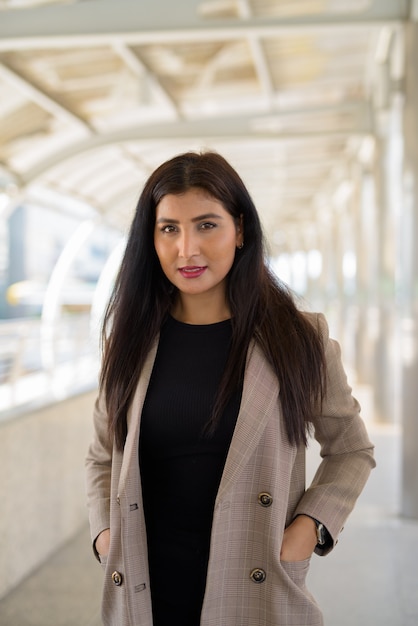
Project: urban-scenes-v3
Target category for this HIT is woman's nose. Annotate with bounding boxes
[178,231,199,259]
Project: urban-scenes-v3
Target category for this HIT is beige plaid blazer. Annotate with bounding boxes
[85,313,375,626]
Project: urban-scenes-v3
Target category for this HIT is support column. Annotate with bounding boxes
[373,95,403,425]
[316,209,343,336]
[353,163,378,386]
[401,21,418,519]
[337,191,357,370]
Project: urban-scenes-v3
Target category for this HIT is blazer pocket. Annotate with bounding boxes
[280,557,311,588]
[99,554,108,569]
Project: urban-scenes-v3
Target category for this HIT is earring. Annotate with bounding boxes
[237,242,244,249]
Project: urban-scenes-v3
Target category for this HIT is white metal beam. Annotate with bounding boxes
[111,42,181,119]
[237,0,275,103]
[19,102,372,185]
[0,0,408,51]
[0,62,93,132]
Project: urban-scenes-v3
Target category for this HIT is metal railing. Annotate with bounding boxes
[0,314,99,414]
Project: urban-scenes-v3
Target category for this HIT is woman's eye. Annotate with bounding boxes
[161,225,176,233]
[200,222,216,230]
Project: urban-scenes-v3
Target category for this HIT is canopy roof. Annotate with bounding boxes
[0,0,410,251]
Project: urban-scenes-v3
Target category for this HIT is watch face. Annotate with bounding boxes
[316,522,326,545]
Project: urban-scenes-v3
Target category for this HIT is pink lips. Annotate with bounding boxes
[178,266,207,279]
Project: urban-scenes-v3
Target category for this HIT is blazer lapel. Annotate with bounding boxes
[216,342,281,503]
[117,338,282,501]
[118,339,159,492]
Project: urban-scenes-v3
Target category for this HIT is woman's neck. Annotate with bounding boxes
[171,294,231,325]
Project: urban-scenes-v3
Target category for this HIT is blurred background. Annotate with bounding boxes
[0,1,417,624]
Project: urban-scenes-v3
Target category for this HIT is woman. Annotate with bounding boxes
[85,151,375,626]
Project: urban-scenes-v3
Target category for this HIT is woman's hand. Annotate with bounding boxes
[280,515,318,562]
[95,528,110,557]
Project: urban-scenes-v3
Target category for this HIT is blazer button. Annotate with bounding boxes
[250,568,266,583]
[112,571,123,586]
[258,492,273,507]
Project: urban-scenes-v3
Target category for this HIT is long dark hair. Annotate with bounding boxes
[100,151,326,450]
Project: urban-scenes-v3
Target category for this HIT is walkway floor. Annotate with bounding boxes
[1,407,417,625]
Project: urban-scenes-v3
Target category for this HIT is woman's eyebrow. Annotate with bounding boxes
[156,213,224,224]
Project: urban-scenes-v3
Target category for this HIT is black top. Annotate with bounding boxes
[139,316,242,626]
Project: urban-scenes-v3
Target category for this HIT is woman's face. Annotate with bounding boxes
[154,188,243,304]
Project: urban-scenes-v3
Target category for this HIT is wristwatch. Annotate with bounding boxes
[312,518,327,546]
[296,514,329,546]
